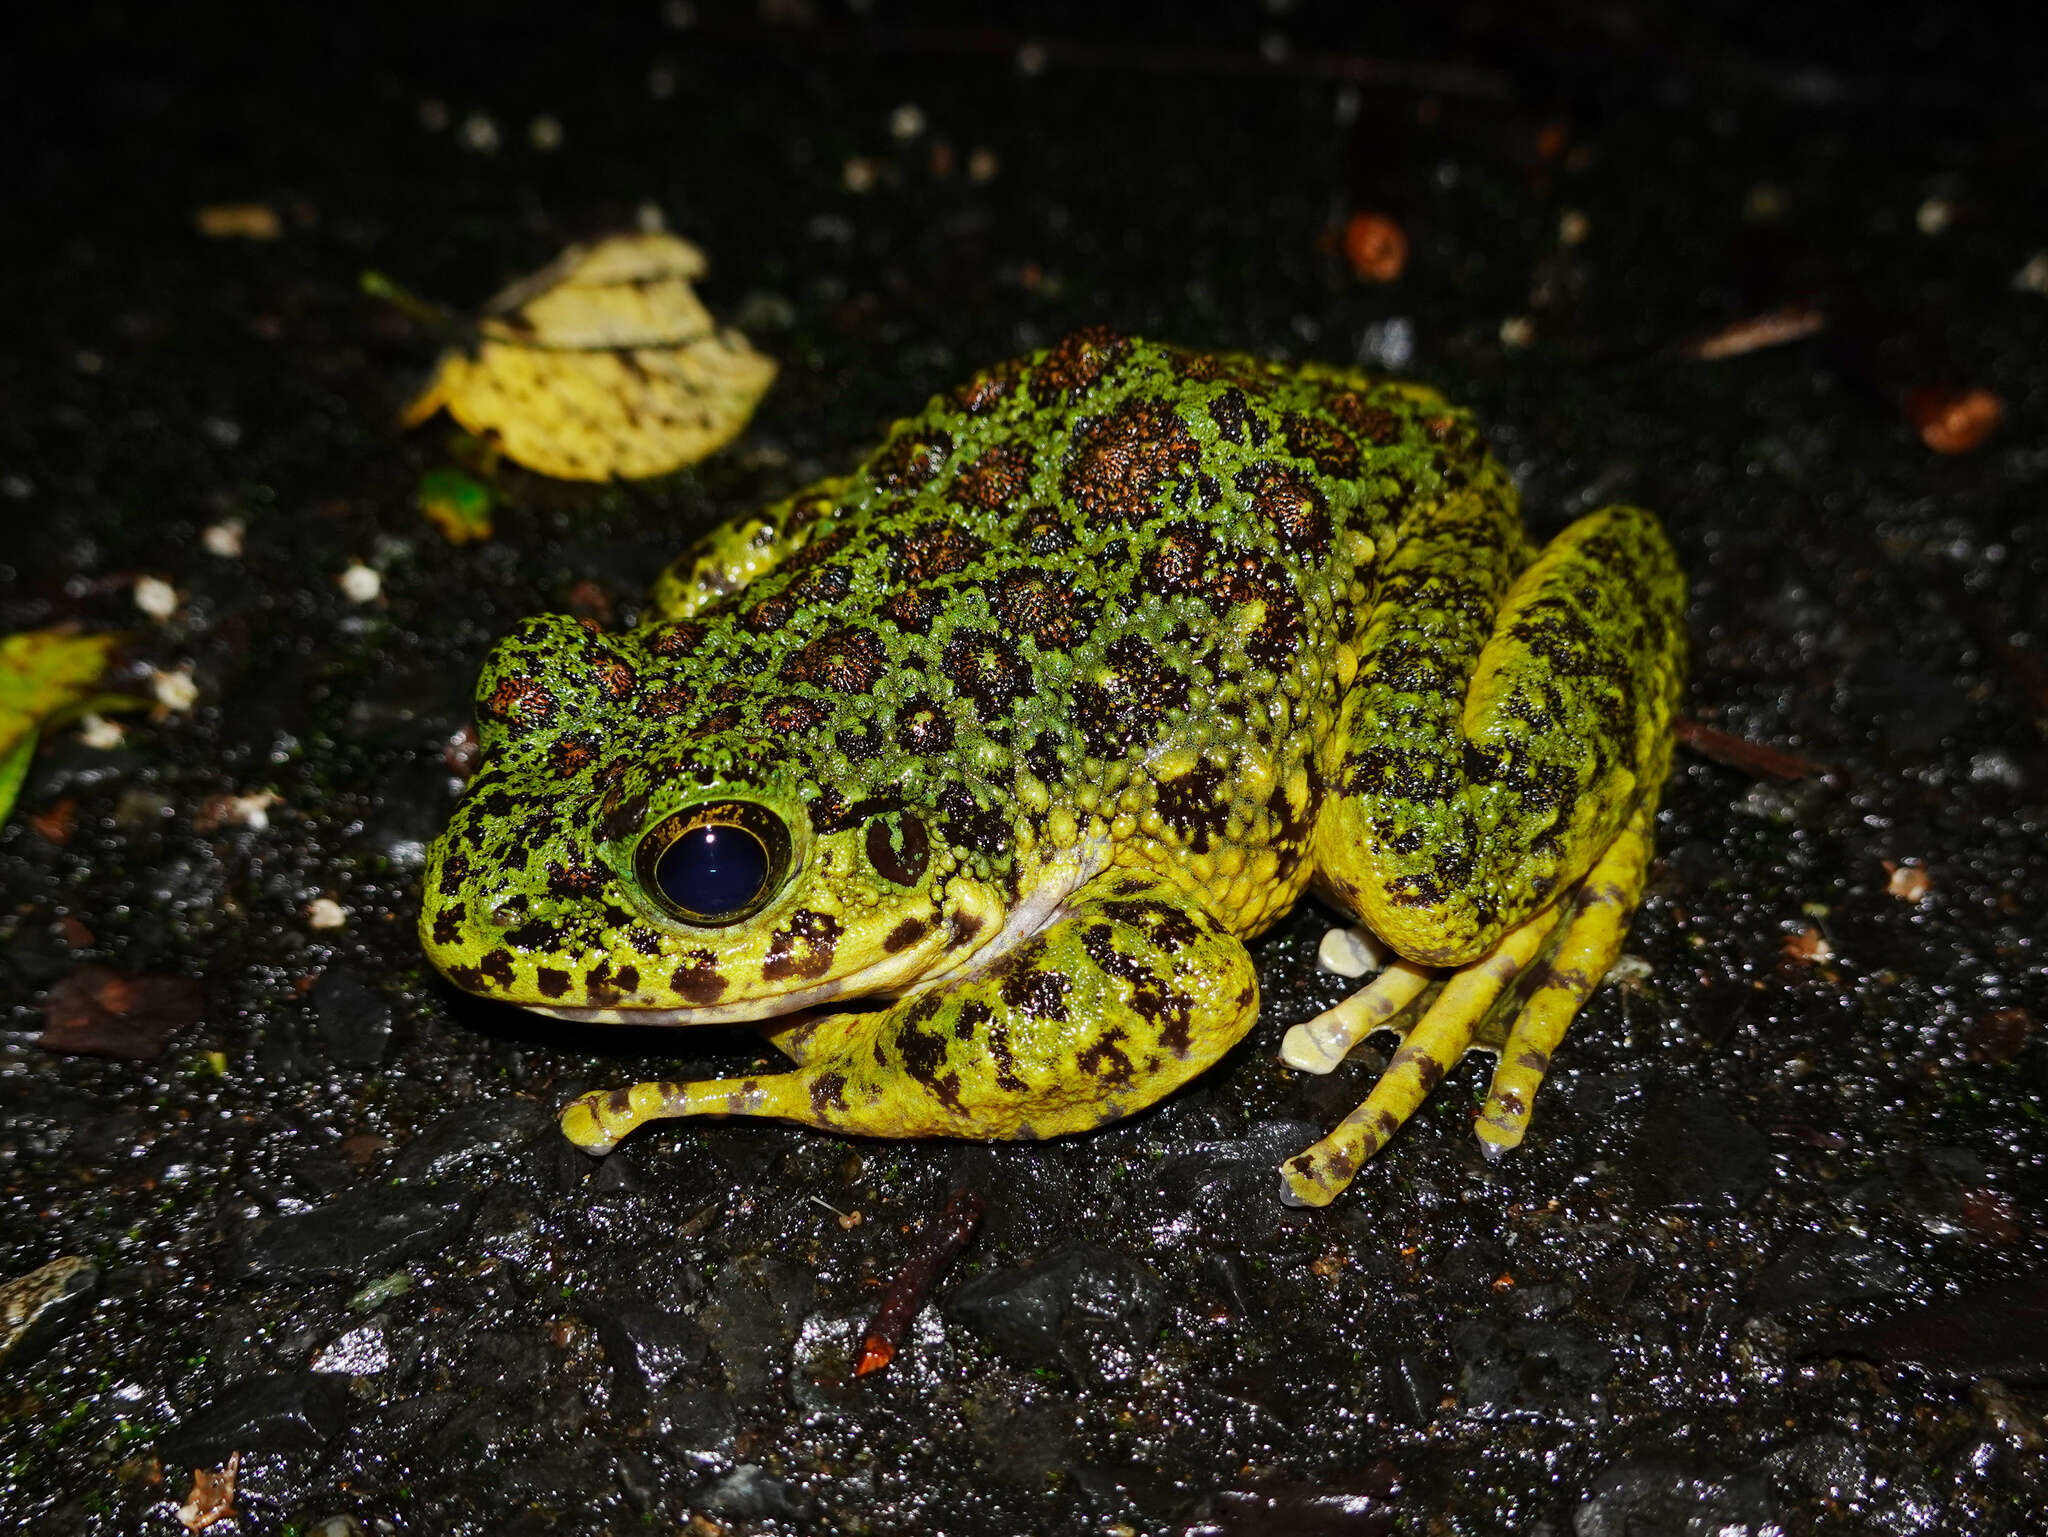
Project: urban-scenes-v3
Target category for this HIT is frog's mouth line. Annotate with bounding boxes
[518,836,1111,1031]
[517,954,931,1029]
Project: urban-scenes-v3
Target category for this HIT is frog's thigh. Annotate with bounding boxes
[560,871,1258,1153]
[1312,502,1683,966]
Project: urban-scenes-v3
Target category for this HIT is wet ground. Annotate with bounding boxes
[4,3,2047,1533]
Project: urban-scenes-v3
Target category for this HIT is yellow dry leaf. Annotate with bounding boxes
[398,233,775,481]
[0,630,142,826]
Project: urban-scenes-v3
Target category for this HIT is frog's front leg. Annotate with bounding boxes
[647,474,853,619]
[560,871,1258,1154]
[1285,501,1686,1206]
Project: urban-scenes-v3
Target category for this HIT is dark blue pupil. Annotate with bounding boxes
[654,825,768,917]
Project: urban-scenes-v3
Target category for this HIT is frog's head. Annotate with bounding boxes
[419,614,1009,1024]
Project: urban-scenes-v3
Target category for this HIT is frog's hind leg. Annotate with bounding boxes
[1473,792,1656,1157]
[560,871,1260,1155]
[1279,792,1660,1205]
[1279,902,1562,1207]
[1289,500,1685,1203]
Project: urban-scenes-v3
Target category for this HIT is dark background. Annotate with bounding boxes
[3,3,2046,1533]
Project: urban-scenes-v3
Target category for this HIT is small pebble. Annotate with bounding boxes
[1015,42,1049,76]
[2014,251,2048,296]
[1558,209,1591,247]
[1499,315,1535,349]
[209,791,280,832]
[1342,211,1408,283]
[306,898,348,930]
[417,98,449,133]
[201,520,245,558]
[458,112,501,154]
[193,204,281,241]
[1742,183,1788,223]
[527,114,563,151]
[77,713,125,749]
[1885,861,1931,902]
[133,575,179,619]
[889,103,927,141]
[1317,926,1386,979]
[1604,953,1655,987]
[967,147,999,182]
[1781,924,1832,964]
[152,666,199,712]
[1915,196,1954,235]
[338,563,381,603]
[842,157,878,194]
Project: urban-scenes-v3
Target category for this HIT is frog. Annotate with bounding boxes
[418,328,1686,1206]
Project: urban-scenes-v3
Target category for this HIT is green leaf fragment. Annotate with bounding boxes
[417,467,496,544]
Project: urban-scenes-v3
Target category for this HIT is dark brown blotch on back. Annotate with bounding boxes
[1062,397,1200,528]
[484,676,559,735]
[950,440,1037,511]
[1029,325,1130,404]
[647,621,708,658]
[1073,638,1188,759]
[889,520,987,584]
[869,426,955,491]
[941,629,1031,721]
[1011,504,1075,556]
[895,694,955,756]
[1234,462,1333,555]
[781,626,889,695]
[1281,409,1360,478]
[991,570,1088,651]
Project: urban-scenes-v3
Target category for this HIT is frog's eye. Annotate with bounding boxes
[634,801,791,926]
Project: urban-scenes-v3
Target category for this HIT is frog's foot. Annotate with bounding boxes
[1279,795,1657,1206]
[1279,904,1562,1207]
[1472,795,1654,1157]
[561,870,1260,1154]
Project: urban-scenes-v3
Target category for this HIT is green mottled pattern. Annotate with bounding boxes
[419,329,1686,1183]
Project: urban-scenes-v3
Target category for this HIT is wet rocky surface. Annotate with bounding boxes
[4,3,2046,1533]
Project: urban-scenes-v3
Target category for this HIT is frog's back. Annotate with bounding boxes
[644,331,1506,931]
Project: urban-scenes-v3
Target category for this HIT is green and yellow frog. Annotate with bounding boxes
[419,330,1685,1206]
